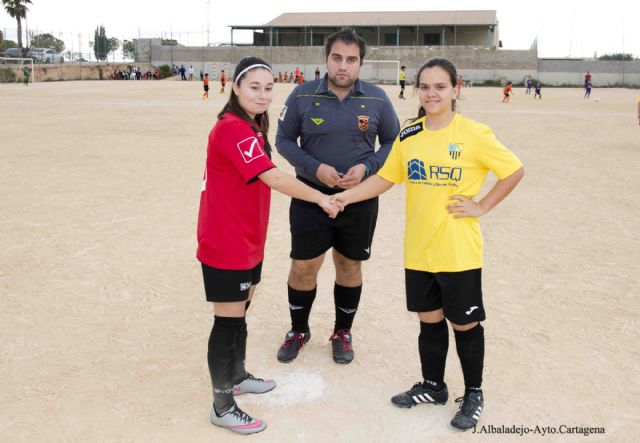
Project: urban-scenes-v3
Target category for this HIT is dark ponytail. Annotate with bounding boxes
[217,56,273,153]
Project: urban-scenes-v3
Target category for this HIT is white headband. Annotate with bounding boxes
[235,63,272,82]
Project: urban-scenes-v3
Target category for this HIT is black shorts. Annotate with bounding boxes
[201,261,262,302]
[289,177,378,261]
[204,85,209,92]
[405,268,485,325]
[400,80,406,89]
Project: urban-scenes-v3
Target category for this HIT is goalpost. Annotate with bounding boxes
[0,57,35,83]
[204,62,232,81]
[360,60,399,85]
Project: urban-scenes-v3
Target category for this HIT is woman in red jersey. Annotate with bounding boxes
[197,56,338,435]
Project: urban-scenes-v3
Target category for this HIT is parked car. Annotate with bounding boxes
[31,48,64,64]
[2,47,36,61]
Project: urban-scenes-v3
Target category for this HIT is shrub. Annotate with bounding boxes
[156,64,172,79]
[0,67,17,82]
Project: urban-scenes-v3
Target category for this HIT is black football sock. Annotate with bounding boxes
[419,319,449,390]
[454,323,485,396]
[288,285,316,333]
[334,283,362,331]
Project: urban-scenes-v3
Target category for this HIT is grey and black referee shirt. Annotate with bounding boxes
[276,75,400,189]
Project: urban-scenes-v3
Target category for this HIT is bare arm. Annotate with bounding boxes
[446,167,525,218]
[331,174,395,209]
[259,168,338,218]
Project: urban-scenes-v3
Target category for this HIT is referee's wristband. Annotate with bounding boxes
[364,164,372,177]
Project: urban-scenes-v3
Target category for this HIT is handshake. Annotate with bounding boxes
[317,192,349,219]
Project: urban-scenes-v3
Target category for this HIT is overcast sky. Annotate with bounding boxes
[1,0,638,58]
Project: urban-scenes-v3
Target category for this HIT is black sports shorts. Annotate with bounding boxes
[405,268,485,324]
[289,176,378,261]
[201,261,262,302]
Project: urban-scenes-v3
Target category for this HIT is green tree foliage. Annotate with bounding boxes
[598,53,633,61]
[2,0,33,48]
[157,64,172,79]
[161,38,179,46]
[2,39,18,49]
[122,39,136,58]
[92,25,119,61]
[31,33,65,52]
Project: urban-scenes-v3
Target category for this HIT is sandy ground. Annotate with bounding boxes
[1,79,639,443]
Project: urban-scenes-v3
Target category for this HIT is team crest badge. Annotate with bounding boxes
[358,115,369,132]
[448,143,463,160]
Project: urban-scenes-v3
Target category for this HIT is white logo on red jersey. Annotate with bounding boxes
[236,136,264,163]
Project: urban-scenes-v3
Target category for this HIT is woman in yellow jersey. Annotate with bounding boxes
[332,58,524,432]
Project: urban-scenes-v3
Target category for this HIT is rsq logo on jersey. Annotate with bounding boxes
[237,136,264,163]
[358,115,369,132]
[448,143,463,160]
[407,159,428,180]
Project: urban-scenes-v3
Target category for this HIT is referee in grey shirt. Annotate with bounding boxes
[275,28,400,365]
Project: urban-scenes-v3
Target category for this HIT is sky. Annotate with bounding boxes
[1,0,638,59]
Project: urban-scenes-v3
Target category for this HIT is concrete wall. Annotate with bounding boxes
[538,59,640,86]
[137,40,640,86]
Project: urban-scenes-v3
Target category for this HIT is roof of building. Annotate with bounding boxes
[259,10,497,27]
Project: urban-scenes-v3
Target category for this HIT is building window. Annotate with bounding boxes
[424,33,440,45]
[384,33,396,45]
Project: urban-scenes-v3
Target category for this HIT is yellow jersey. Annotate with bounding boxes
[378,114,522,272]
[399,70,406,81]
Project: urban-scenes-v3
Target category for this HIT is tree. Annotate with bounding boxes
[598,53,633,61]
[2,39,18,49]
[2,0,32,49]
[122,39,136,59]
[92,25,119,61]
[31,33,65,52]
[161,38,179,46]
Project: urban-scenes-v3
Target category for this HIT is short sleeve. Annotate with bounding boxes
[377,136,405,183]
[214,119,275,183]
[477,127,523,179]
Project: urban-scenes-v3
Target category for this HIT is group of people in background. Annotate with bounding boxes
[110,66,158,80]
[276,67,308,84]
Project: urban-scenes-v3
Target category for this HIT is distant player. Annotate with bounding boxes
[22,66,30,86]
[585,71,592,88]
[297,72,304,85]
[584,81,592,99]
[502,82,513,103]
[534,82,542,99]
[219,69,227,93]
[315,66,320,80]
[525,77,532,94]
[399,65,406,99]
[203,73,209,100]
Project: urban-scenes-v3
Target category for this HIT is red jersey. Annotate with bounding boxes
[220,72,227,84]
[197,113,275,269]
